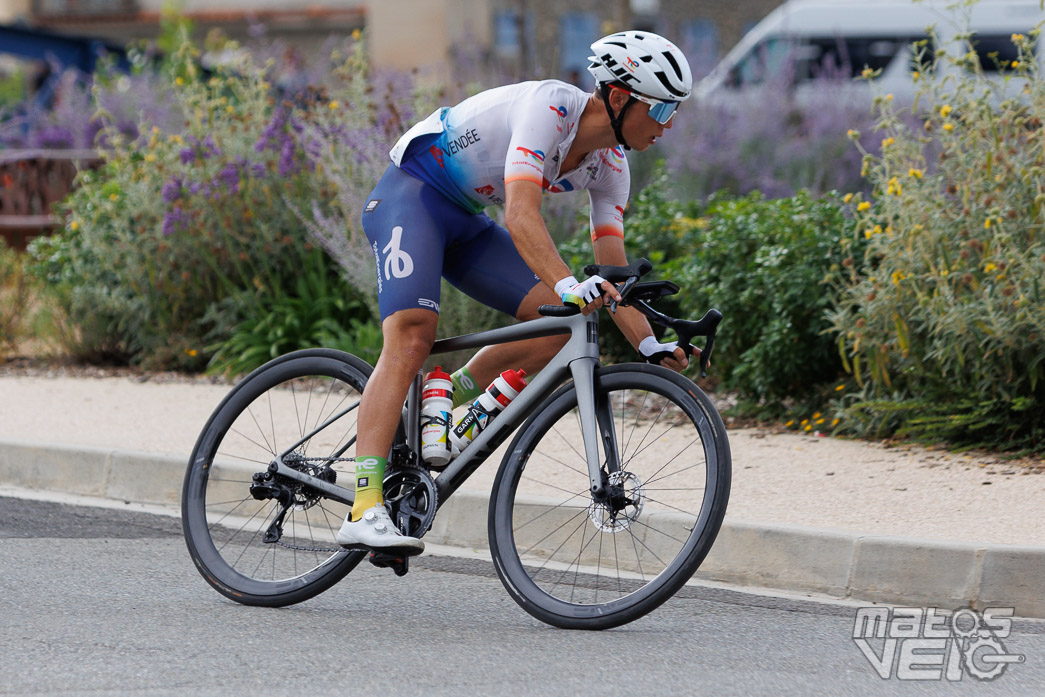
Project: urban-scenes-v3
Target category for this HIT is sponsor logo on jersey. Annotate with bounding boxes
[516,147,545,164]
[586,164,599,179]
[364,199,381,213]
[474,184,496,197]
[446,128,481,156]
[429,144,445,169]
[598,148,624,174]
[549,105,568,132]
[544,178,574,193]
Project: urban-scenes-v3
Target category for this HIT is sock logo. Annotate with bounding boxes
[357,477,369,487]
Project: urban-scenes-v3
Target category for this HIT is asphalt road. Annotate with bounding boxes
[1,495,1043,696]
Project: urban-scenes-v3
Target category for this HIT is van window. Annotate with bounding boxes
[727,35,932,88]
[966,34,1023,73]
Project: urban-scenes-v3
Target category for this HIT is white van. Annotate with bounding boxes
[695,0,1045,105]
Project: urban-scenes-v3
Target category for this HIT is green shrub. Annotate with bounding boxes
[27,37,372,371]
[829,28,1045,453]
[561,166,859,412]
[0,239,30,356]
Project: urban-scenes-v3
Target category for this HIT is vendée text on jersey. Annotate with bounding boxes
[445,128,482,157]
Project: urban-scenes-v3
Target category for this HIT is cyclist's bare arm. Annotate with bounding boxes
[505,180,619,314]
[594,236,698,372]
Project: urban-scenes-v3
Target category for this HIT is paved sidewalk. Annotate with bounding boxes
[1,373,1043,617]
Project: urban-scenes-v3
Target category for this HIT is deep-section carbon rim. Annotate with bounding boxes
[489,364,731,629]
[182,350,381,605]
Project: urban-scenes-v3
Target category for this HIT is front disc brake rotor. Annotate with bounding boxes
[589,470,645,533]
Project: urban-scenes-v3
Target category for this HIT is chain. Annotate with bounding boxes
[275,539,344,554]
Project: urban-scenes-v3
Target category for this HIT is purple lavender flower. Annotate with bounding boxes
[218,162,240,193]
[162,177,184,203]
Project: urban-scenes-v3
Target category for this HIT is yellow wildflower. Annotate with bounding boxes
[109,193,119,202]
[985,218,993,229]
[813,412,822,420]
[186,348,199,357]
[857,201,871,212]
[832,418,840,426]
[891,270,906,285]
[940,104,952,117]
[861,67,874,79]
[69,220,80,231]
[843,193,854,204]
[1012,33,1025,43]
[885,93,894,101]
[226,105,234,114]
[943,123,954,132]
[909,168,923,179]
[816,418,825,425]
[145,153,157,163]
[785,420,795,428]
[881,137,895,148]
[804,424,813,432]
[352,28,362,40]
[329,100,341,110]
[835,384,845,392]
[1012,61,1020,69]
[864,229,875,239]
[800,419,809,426]
[984,262,998,273]
[873,225,883,235]
[175,76,184,86]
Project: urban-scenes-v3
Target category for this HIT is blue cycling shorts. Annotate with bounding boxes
[362,163,541,321]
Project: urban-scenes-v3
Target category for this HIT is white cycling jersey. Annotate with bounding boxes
[389,80,629,241]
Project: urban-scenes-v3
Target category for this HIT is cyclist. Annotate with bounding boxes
[337,31,700,555]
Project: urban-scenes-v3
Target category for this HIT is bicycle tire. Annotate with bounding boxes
[182,348,392,606]
[488,363,731,630]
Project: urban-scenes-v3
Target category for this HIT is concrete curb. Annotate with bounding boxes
[4,438,1043,619]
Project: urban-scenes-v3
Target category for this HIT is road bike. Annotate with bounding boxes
[181,259,731,629]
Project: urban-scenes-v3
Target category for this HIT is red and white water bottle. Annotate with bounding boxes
[450,368,527,455]
[420,366,454,468]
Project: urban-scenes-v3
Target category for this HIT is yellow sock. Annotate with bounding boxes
[350,456,386,521]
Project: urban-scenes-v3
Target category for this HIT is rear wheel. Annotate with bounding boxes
[181,349,391,606]
[488,364,731,629]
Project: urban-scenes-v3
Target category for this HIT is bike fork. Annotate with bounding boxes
[569,357,620,502]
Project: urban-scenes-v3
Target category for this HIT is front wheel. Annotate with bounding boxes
[488,364,731,630]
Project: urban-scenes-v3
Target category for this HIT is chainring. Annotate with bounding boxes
[383,467,439,539]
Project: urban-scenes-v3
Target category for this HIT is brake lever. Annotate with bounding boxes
[608,277,638,314]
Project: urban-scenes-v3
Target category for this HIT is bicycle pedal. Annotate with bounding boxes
[368,551,410,576]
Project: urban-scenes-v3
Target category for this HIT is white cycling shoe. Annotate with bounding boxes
[336,505,424,556]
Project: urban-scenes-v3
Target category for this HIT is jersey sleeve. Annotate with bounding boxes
[588,153,630,241]
[503,85,570,187]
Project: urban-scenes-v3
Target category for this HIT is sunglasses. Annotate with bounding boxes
[609,85,680,125]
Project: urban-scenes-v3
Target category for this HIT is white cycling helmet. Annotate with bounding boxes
[587,31,693,102]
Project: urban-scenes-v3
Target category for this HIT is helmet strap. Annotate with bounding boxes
[600,83,637,151]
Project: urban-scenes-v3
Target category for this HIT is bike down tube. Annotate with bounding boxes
[429,311,598,504]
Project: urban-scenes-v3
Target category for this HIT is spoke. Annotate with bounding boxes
[512,487,588,533]
[227,425,276,459]
[631,515,692,546]
[518,507,589,566]
[246,405,276,457]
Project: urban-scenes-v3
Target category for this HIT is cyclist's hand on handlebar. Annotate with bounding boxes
[555,275,622,316]
[639,336,707,373]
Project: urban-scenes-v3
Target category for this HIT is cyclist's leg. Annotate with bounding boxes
[443,219,568,391]
[338,165,448,553]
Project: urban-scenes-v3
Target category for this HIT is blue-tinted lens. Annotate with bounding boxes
[647,100,679,124]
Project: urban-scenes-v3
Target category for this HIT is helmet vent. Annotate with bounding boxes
[655,72,688,98]
[662,52,684,81]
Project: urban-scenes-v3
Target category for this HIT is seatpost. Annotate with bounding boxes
[405,370,423,454]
